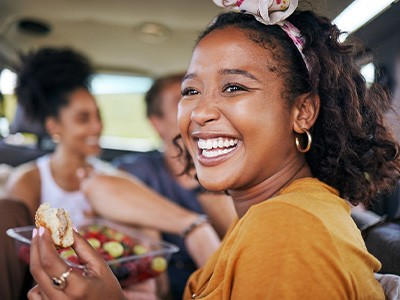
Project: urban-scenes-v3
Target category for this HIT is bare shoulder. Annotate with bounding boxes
[6,161,41,216]
[7,161,40,186]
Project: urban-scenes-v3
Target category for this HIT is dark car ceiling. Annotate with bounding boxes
[354,1,400,70]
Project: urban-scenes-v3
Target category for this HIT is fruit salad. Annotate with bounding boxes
[11,221,179,287]
[59,224,171,285]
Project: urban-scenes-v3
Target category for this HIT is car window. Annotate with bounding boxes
[0,69,162,151]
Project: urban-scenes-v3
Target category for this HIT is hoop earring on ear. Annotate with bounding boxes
[51,133,60,144]
[295,128,312,153]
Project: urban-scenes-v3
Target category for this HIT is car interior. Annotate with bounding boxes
[1,0,400,159]
[1,0,400,287]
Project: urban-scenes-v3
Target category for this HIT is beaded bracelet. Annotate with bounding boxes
[181,215,210,239]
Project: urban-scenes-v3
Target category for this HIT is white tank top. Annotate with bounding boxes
[37,155,92,226]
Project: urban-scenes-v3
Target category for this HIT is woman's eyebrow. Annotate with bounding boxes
[182,73,196,82]
[183,69,260,82]
[219,69,260,81]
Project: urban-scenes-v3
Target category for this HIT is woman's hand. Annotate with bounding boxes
[28,227,124,300]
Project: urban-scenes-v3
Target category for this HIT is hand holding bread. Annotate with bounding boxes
[29,203,125,299]
[35,202,74,248]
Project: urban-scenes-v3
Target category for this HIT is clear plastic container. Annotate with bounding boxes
[7,218,179,286]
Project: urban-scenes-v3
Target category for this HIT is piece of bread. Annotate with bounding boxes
[35,202,74,248]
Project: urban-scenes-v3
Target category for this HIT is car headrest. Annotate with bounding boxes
[352,210,400,275]
[9,104,48,137]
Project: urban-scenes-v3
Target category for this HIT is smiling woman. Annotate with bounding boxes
[0,70,160,155]
[174,3,400,298]
[0,47,108,300]
[9,0,400,299]
[5,47,102,223]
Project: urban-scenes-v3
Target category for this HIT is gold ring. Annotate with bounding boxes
[51,268,72,290]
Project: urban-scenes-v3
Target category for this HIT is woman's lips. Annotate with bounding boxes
[196,137,239,166]
[85,136,100,146]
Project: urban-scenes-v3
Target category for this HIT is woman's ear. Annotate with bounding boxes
[149,115,164,137]
[291,93,320,133]
[45,117,59,137]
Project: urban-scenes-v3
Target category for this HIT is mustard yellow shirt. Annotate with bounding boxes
[184,177,384,299]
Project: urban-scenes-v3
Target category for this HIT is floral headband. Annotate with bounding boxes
[212,0,311,73]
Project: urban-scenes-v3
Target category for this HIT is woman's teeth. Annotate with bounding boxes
[198,138,238,158]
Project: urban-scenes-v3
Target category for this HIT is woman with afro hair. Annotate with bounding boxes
[6,47,102,226]
[0,48,103,299]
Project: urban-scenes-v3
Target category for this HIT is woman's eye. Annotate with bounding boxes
[75,113,90,123]
[224,84,247,93]
[181,88,199,96]
[77,117,88,124]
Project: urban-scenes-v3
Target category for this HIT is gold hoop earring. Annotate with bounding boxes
[51,133,60,144]
[295,128,312,153]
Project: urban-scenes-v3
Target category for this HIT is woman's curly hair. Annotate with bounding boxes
[15,47,93,125]
[176,11,400,206]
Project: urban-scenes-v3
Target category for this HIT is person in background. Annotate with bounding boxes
[6,47,101,226]
[114,73,235,238]
[1,47,174,300]
[113,72,236,299]
[79,170,223,299]
[0,47,102,300]
[27,0,400,298]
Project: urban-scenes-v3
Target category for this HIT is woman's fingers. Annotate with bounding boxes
[30,227,67,299]
[77,165,95,189]
[27,285,51,300]
[30,227,86,299]
[71,230,123,299]
[29,226,124,300]
[76,165,94,180]
[79,173,96,199]
[27,285,42,300]
[70,230,122,294]
[70,230,109,276]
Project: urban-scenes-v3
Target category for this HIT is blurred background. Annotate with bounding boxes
[0,0,399,160]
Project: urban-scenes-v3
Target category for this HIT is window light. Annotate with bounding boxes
[0,69,17,95]
[333,0,396,36]
[360,62,375,87]
[91,74,153,94]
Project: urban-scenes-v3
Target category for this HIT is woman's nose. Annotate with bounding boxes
[190,96,220,126]
[92,117,103,133]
